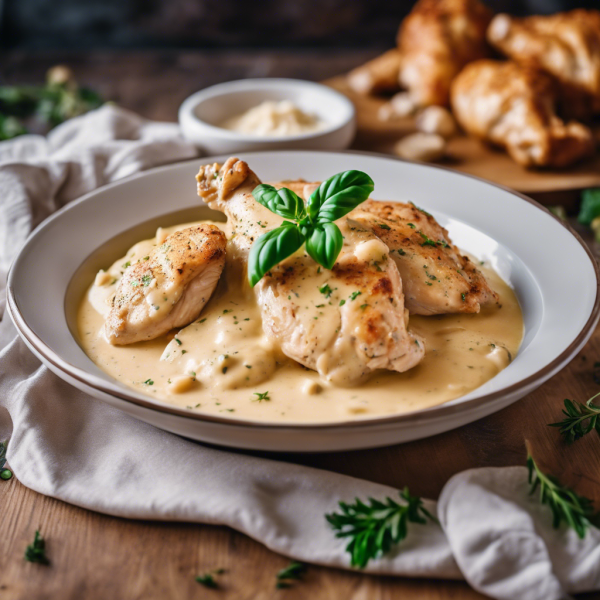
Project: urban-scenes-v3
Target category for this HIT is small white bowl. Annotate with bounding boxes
[178,78,356,154]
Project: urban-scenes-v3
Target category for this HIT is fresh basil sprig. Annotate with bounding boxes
[248,170,374,286]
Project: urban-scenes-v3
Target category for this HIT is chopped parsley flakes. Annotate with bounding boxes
[253,391,271,402]
[319,283,333,298]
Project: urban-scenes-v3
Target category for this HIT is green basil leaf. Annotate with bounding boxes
[252,184,306,221]
[578,188,600,225]
[248,222,305,287]
[305,222,344,270]
[307,170,374,223]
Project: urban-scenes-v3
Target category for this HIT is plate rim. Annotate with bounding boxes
[7,149,600,430]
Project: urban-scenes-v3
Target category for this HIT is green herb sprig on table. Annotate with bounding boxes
[578,188,600,242]
[527,454,597,539]
[248,171,374,286]
[0,66,103,141]
[0,440,12,481]
[276,561,307,589]
[548,392,600,443]
[24,530,50,565]
[195,568,225,589]
[325,487,438,568]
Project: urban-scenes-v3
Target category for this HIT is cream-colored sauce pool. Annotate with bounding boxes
[78,221,523,424]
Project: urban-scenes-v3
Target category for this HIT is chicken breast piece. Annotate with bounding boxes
[351,200,498,315]
[105,225,226,345]
[397,0,492,107]
[488,10,600,118]
[196,158,424,386]
[451,60,594,168]
[269,182,498,315]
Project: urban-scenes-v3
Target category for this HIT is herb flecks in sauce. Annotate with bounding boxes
[78,221,523,424]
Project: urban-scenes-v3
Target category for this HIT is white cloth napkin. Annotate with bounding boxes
[1,104,598,600]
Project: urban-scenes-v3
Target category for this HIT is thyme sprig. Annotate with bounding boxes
[276,561,307,589]
[325,487,437,568]
[548,392,600,443]
[527,454,597,539]
[195,568,225,589]
[24,530,50,565]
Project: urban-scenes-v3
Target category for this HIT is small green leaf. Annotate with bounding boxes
[276,561,307,588]
[195,573,218,588]
[418,231,437,247]
[307,170,374,223]
[276,561,306,581]
[305,222,344,270]
[319,283,333,298]
[578,189,600,225]
[248,223,304,287]
[252,391,271,402]
[252,184,306,221]
[25,530,50,565]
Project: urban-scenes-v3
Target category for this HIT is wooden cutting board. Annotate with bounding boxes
[326,75,600,198]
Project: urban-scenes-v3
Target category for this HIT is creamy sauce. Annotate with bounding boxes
[219,100,325,137]
[77,221,523,424]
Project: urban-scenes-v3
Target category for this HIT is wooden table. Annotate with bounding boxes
[1,50,600,600]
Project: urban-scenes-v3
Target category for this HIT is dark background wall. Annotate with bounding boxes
[1,0,596,50]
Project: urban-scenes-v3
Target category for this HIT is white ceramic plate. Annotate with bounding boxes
[7,151,600,452]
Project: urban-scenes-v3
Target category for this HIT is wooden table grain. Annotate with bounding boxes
[1,50,600,600]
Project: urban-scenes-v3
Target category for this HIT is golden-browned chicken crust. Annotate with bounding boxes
[105,225,227,345]
[347,48,402,96]
[451,60,594,168]
[268,182,499,315]
[397,0,492,107]
[488,10,600,118]
[351,199,498,315]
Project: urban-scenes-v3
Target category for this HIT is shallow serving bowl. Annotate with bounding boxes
[178,79,356,154]
[7,151,600,452]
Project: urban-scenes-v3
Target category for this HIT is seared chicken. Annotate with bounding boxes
[351,200,498,315]
[196,158,424,386]
[105,225,226,345]
[488,10,600,118]
[277,183,498,316]
[347,48,402,96]
[451,60,594,168]
[397,0,492,107]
